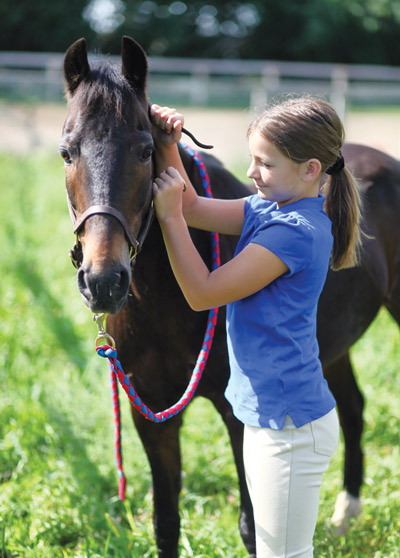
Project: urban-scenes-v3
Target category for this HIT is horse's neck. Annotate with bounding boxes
[131,221,170,287]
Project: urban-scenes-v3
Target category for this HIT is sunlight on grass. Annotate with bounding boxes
[1,153,399,557]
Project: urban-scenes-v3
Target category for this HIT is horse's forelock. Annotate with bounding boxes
[72,63,145,120]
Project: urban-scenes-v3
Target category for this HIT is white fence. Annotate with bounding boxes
[2,50,400,118]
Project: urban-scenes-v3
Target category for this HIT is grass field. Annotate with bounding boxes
[0,153,399,557]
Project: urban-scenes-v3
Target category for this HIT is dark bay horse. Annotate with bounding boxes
[61,36,400,556]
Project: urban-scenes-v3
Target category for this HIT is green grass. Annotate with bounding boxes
[0,153,399,557]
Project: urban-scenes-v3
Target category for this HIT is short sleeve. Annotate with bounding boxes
[251,214,315,276]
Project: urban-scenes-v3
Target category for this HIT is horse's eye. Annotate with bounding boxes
[60,149,72,164]
[141,146,154,161]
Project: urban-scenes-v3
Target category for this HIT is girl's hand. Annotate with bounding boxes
[150,104,184,146]
[153,167,187,223]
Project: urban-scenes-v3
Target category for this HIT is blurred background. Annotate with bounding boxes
[2,0,400,167]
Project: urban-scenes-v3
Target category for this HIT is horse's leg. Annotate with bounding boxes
[132,411,183,558]
[324,353,364,535]
[212,395,256,558]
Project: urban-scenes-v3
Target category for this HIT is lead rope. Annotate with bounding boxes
[95,144,220,501]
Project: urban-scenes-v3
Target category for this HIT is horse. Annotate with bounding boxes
[61,36,400,556]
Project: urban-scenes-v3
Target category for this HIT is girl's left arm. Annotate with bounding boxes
[151,104,246,235]
[153,168,288,311]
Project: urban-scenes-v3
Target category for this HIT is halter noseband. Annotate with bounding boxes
[66,118,211,269]
[67,194,155,269]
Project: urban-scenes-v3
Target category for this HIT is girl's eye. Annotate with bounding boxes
[60,149,72,164]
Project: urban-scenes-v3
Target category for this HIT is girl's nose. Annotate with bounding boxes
[247,161,257,179]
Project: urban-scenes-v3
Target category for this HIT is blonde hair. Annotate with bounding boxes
[248,96,362,270]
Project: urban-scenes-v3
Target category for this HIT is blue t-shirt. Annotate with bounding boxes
[225,194,336,430]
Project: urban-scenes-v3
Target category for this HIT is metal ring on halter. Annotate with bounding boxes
[93,313,116,349]
[95,332,116,349]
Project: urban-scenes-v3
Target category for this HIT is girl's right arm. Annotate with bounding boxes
[150,104,247,235]
[153,166,288,311]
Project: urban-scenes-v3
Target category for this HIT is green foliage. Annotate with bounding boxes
[95,0,400,64]
[2,0,400,65]
[0,0,95,52]
[0,152,399,556]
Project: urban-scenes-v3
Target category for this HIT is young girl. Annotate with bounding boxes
[150,97,361,558]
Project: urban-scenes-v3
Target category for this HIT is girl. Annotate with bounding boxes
[150,96,361,558]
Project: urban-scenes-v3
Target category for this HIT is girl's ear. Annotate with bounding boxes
[302,158,322,182]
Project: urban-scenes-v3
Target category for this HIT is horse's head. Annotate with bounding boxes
[61,36,154,314]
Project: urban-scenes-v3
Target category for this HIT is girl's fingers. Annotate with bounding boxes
[150,105,184,133]
[153,168,185,196]
[165,166,181,179]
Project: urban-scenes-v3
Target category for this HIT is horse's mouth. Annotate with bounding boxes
[80,289,129,315]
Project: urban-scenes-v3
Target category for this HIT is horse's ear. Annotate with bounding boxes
[121,36,148,94]
[64,38,90,95]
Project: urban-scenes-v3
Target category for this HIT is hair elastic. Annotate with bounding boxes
[326,151,345,175]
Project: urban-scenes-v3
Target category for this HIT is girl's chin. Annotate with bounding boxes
[257,190,271,201]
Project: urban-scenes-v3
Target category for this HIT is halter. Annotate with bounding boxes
[66,125,211,269]
[67,195,155,269]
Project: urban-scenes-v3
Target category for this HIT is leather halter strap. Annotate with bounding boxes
[67,194,154,268]
[66,118,211,269]
[73,204,140,250]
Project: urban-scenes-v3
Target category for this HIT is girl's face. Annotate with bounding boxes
[247,131,320,207]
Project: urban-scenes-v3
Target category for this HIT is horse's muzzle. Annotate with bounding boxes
[77,263,130,314]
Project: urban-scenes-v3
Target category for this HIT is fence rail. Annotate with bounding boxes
[2,50,400,117]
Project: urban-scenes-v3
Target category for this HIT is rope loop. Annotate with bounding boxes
[97,307,218,423]
[97,144,220,501]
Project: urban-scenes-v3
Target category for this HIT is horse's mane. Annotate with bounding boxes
[71,63,136,119]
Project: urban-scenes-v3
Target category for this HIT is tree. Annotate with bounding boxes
[0,0,95,52]
[84,0,400,64]
[2,0,400,66]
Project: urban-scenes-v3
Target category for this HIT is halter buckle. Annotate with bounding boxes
[129,240,140,264]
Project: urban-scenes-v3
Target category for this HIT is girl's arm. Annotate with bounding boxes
[153,167,288,311]
[151,104,246,235]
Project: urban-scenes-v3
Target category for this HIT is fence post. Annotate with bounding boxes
[190,62,210,106]
[330,65,348,120]
[45,55,63,101]
[250,63,280,111]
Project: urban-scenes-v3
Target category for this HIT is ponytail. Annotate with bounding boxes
[323,165,362,270]
[249,96,363,270]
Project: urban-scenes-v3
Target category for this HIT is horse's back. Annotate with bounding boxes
[343,143,400,232]
[343,143,400,187]
[345,144,400,298]
[318,143,400,365]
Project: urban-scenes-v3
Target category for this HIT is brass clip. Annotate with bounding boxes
[129,240,139,264]
[93,313,116,349]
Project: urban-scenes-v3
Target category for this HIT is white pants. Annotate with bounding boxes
[243,409,339,558]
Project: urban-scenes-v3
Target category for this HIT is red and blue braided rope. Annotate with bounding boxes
[96,143,220,501]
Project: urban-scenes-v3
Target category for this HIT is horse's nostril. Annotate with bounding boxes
[116,269,130,294]
[77,266,89,295]
[77,264,131,313]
